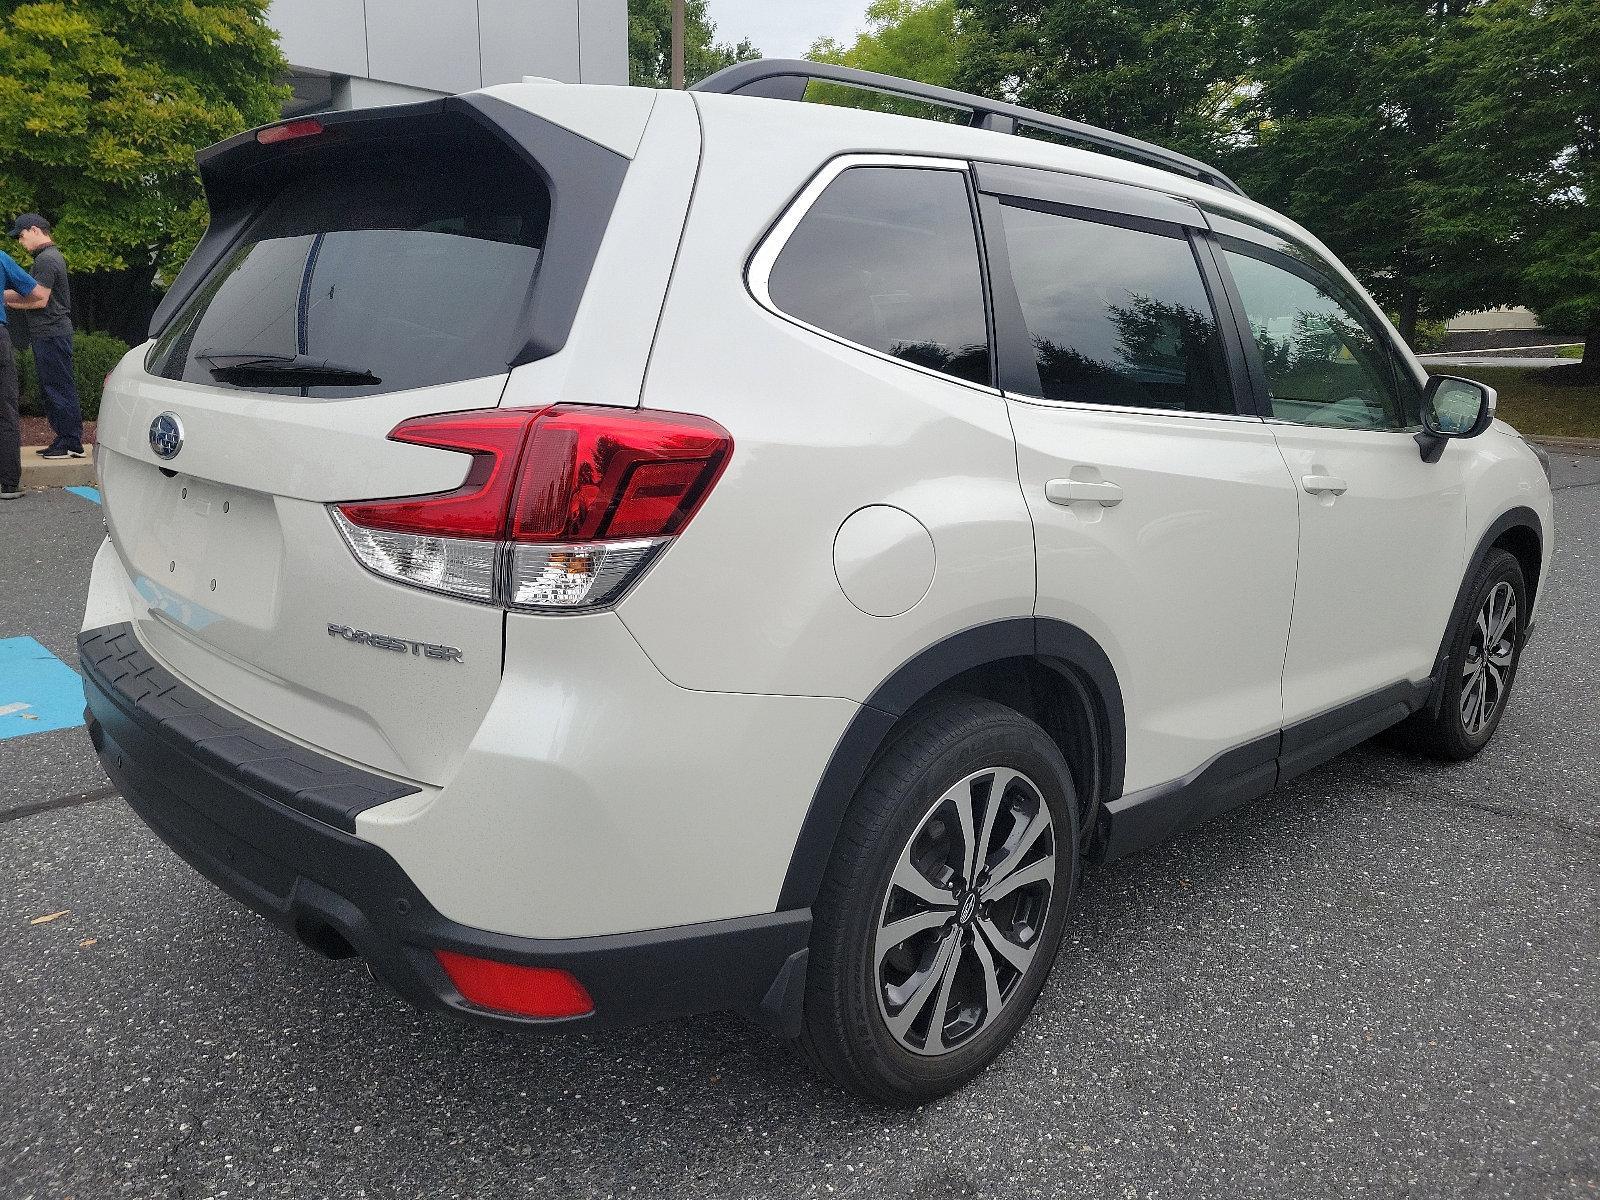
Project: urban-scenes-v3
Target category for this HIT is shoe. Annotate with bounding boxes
[0,488,22,499]
[39,444,86,459]
[34,442,61,455]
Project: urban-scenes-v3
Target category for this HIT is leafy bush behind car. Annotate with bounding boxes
[18,330,131,422]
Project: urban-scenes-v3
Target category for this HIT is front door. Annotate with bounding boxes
[1212,227,1469,730]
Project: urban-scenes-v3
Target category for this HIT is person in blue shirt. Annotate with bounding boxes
[1,250,47,498]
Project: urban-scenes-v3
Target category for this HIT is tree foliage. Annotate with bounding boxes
[0,0,286,289]
[1439,0,1600,369]
[810,0,964,90]
[955,0,1251,163]
[628,0,758,88]
[1232,0,1511,344]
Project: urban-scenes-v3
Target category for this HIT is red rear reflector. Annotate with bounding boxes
[257,118,324,145]
[435,950,594,1019]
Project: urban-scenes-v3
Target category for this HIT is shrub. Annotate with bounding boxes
[17,329,132,422]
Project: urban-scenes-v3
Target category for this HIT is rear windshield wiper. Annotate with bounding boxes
[196,350,380,386]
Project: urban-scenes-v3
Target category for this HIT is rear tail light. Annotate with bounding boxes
[332,405,732,611]
[435,950,593,1019]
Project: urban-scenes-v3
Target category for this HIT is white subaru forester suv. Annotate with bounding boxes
[81,61,1554,1105]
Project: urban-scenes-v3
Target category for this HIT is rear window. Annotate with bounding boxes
[147,148,550,398]
[997,202,1232,414]
[764,166,992,388]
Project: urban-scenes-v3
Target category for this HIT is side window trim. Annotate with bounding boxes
[1192,231,1273,419]
[974,186,1257,422]
[975,162,1209,231]
[746,153,1001,396]
[1214,233,1415,432]
[975,190,1044,399]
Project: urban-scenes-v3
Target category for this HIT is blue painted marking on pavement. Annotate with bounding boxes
[0,636,85,740]
[66,485,101,505]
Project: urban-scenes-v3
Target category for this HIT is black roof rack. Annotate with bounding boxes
[691,59,1246,198]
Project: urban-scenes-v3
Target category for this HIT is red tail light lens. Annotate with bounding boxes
[435,950,594,1019]
[510,407,732,542]
[332,405,732,610]
[337,409,538,539]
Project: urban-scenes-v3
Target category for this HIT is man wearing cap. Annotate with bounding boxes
[0,246,46,499]
[9,214,83,460]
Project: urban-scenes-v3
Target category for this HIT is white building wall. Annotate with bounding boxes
[268,0,627,111]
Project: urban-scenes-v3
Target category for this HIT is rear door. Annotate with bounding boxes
[93,93,676,785]
[1207,213,1469,733]
[978,165,1300,794]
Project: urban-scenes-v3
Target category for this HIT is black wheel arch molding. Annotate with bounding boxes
[1421,505,1544,719]
[775,616,1127,911]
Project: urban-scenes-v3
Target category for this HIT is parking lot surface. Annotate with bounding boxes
[3,462,1597,1200]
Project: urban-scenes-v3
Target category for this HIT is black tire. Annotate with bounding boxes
[1386,548,1528,761]
[798,696,1079,1105]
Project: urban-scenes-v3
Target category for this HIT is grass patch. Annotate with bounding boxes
[1426,364,1600,440]
[1556,344,1583,360]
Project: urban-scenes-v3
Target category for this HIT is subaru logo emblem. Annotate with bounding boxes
[149,412,184,460]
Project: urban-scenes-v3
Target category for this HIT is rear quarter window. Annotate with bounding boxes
[762,165,993,388]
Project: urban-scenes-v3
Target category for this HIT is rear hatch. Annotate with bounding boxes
[94,94,635,786]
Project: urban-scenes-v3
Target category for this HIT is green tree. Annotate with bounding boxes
[0,0,287,340]
[805,0,966,120]
[628,0,759,88]
[1439,0,1599,374]
[1234,0,1509,347]
[810,0,964,88]
[954,0,1251,162]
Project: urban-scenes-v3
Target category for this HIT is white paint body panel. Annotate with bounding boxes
[1010,404,1300,790]
[1269,426,1469,722]
[359,614,857,937]
[475,81,657,159]
[618,128,1034,700]
[833,506,936,618]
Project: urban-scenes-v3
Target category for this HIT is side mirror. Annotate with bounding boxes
[1416,374,1496,462]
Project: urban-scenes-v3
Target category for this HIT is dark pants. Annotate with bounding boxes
[1,326,20,491]
[32,333,83,450]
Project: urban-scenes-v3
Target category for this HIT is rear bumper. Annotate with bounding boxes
[79,623,811,1033]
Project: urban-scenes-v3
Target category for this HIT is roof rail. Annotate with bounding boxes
[691,59,1247,199]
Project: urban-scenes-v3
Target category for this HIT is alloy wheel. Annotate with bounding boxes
[1461,580,1517,736]
[874,767,1056,1056]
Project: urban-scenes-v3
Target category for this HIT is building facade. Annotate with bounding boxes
[267,0,629,113]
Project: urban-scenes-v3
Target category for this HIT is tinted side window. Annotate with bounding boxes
[996,203,1232,414]
[1222,244,1409,430]
[766,167,991,387]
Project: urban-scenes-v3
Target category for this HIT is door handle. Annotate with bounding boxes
[1302,474,1348,496]
[1045,478,1125,507]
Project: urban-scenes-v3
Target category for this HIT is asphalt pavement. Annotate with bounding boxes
[2,467,1597,1200]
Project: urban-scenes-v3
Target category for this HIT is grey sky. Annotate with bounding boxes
[704,1,870,59]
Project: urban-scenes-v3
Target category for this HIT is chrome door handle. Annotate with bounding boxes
[1045,478,1125,507]
[1302,474,1348,496]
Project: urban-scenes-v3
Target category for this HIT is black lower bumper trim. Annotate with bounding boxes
[80,624,811,1033]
